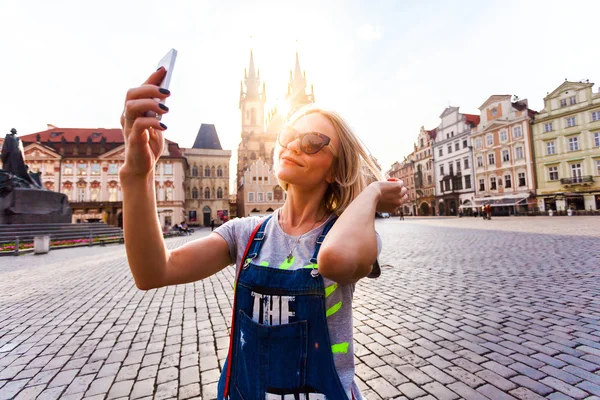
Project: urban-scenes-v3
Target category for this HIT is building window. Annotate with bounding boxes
[165,187,173,201]
[266,192,273,202]
[568,136,579,151]
[205,188,210,199]
[488,153,495,165]
[592,111,600,122]
[427,175,432,184]
[475,138,482,149]
[567,117,576,127]
[109,187,117,202]
[439,148,443,157]
[440,165,444,176]
[449,163,454,176]
[205,167,210,177]
[597,160,600,176]
[77,163,87,176]
[571,163,583,183]
[502,149,510,162]
[455,142,460,151]
[77,188,85,202]
[463,139,468,148]
[447,145,452,154]
[490,177,497,190]
[544,123,553,132]
[486,135,493,146]
[515,147,524,160]
[257,192,264,202]
[64,163,73,175]
[217,167,223,177]
[569,96,577,105]
[90,163,100,176]
[464,175,471,189]
[504,175,512,188]
[479,179,485,191]
[164,164,173,175]
[548,166,559,181]
[248,192,255,202]
[464,157,469,169]
[560,99,567,107]
[518,172,526,187]
[477,156,483,167]
[217,187,223,199]
[513,126,523,138]
[546,141,556,155]
[109,163,118,175]
[192,166,199,177]
[594,132,600,147]
[456,160,461,172]
[90,188,99,201]
[192,187,198,199]
[500,131,508,142]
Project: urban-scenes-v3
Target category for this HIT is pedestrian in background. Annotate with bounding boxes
[400,210,404,220]
[211,219,215,231]
[118,68,408,400]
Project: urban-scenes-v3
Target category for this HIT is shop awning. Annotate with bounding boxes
[473,194,529,207]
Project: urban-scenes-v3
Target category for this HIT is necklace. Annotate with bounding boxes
[280,209,329,263]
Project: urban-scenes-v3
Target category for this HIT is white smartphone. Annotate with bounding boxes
[146,48,177,119]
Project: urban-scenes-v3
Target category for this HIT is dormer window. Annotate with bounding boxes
[491,108,498,117]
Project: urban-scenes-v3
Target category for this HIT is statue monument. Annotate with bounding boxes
[0,128,71,224]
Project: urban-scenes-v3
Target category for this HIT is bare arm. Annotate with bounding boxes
[120,68,232,290]
[318,180,407,285]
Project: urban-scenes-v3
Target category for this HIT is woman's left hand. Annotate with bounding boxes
[371,178,408,212]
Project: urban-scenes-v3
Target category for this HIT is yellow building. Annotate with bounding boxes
[532,81,600,212]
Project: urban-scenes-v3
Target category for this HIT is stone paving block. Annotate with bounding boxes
[564,365,600,385]
[64,374,95,396]
[374,365,409,386]
[540,376,589,399]
[179,382,201,399]
[540,365,583,385]
[0,379,29,400]
[510,375,553,396]
[508,387,547,400]
[477,383,518,400]
[13,384,46,400]
[48,369,78,388]
[130,378,154,399]
[366,377,400,398]
[577,380,600,397]
[397,364,433,385]
[106,379,134,399]
[36,386,66,400]
[444,366,485,388]
[397,382,426,399]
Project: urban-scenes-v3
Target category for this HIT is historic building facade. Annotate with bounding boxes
[432,107,479,216]
[5,125,186,227]
[532,81,600,211]
[387,154,416,215]
[236,50,315,217]
[182,124,231,227]
[413,127,436,215]
[471,96,537,215]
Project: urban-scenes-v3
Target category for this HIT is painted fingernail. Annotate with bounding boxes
[160,122,168,130]
[159,88,171,95]
[158,103,169,112]
[156,66,165,72]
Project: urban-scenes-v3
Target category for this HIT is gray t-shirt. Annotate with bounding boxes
[215,209,381,400]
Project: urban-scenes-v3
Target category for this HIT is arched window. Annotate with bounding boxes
[204,188,210,199]
[192,165,198,177]
[250,152,256,160]
[217,187,223,199]
[192,187,198,199]
[205,167,210,177]
[217,166,223,177]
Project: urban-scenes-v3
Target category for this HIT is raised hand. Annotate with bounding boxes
[373,178,408,213]
[120,68,170,178]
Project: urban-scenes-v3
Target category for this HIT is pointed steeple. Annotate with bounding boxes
[244,49,260,99]
[293,52,302,82]
[248,49,257,79]
[286,51,313,110]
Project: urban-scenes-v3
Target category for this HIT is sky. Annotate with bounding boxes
[2,0,600,188]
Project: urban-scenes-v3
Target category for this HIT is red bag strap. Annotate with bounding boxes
[222,221,263,398]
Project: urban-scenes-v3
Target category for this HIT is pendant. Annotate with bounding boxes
[286,252,293,262]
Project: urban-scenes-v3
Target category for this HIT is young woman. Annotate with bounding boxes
[120,67,408,399]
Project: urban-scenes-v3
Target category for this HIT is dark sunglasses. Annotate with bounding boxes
[277,127,331,155]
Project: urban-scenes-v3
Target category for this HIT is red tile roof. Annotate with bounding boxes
[427,128,437,140]
[19,126,183,158]
[464,114,480,126]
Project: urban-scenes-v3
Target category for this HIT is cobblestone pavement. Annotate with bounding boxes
[0,217,599,400]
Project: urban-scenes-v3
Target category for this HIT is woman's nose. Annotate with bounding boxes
[286,137,302,154]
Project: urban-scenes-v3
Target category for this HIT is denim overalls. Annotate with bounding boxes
[218,215,354,400]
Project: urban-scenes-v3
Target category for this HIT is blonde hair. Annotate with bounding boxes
[276,104,382,215]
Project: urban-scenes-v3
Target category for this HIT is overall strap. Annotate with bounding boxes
[222,215,272,398]
[309,216,338,264]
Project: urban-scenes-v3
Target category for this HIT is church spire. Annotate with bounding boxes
[286,51,313,109]
[243,49,260,99]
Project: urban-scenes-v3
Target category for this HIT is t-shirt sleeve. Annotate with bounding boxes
[214,217,263,268]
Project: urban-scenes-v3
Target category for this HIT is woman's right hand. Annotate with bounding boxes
[120,67,171,178]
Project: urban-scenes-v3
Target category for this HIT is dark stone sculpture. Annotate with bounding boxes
[1,128,71,224]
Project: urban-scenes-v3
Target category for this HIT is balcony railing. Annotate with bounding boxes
[560,176,594,185]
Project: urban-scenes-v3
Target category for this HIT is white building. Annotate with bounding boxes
[432,107,480,215]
